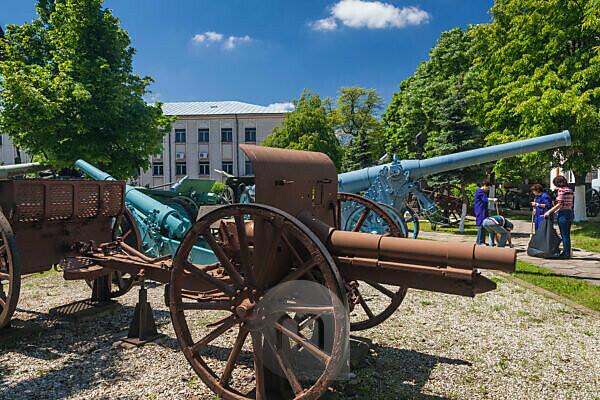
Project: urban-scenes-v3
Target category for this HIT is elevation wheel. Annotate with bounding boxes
[170,204,349,400]
[0,213,21,330]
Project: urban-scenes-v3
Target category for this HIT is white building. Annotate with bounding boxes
[138,101,286,187]
[0,134,31,165]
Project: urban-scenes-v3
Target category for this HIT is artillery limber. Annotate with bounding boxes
[337,130,572,238]
[2,151,517,399]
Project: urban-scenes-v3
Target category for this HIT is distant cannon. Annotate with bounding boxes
[337,131,572,238]
[0,162,48,179]
[136,176,220,221]
[75,160,216,265]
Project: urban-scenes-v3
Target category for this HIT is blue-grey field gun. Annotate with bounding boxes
[75,160,216,264]
[337,131,572,238]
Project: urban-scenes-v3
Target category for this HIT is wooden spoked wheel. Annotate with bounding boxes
[0,215,21,330]
[335,193,408,331]
[86,208,142,298]
[170,204,349,400]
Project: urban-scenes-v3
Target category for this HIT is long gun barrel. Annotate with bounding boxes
[75,160,189,239]
[338,130,572,193]
[0,162,47,179]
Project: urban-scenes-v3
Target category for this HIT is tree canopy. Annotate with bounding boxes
[468,0,600,183]
[263,90,341,167]
[385,28,486,186]
[334,87,386,171]
[0,0,171,178]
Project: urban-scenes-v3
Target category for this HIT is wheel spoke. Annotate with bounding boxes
[175,300,232,311]
[254,218,283,287]
[274,322,330,365]
[251,332,267,400]
[234,215,256,286]
[353,208,370,232]
[0,296,5,308]
[297,313,327,332]
[357,291,375,319]
[335,199,342,229]
[284,305,334,314]
[202,231,244,288]
[121,228,133,241]
[281,232,304,265]
[0,271,9,280]
[281,259,319,283]
[190,316,237,354]
[364,281,397,298]
[220,328,249,386]
[264,336,304,395]
[183,261,235,296]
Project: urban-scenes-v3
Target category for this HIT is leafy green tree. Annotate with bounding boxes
[468,0,600,220]
[0,0,171,178]
[263,90,341,167]
[385,28,486,186]
[334,87,385,171]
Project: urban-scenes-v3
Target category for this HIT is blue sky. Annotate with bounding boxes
[2,0,494,109]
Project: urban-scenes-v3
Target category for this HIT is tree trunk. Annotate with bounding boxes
[458,181,467,233]
[573,173,587,222]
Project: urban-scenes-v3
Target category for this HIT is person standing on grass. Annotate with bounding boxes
[481,215,514,247]
[474,180,492,245]
[544,175,574,258]
[531,184,553,231]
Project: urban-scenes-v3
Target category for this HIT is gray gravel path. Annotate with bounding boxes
[0,270,598,399]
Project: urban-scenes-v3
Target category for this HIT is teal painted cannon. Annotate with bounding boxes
[337,131,572,238]
[75,160,216,264]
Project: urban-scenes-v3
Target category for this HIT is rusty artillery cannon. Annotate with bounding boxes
[1,148,516,399]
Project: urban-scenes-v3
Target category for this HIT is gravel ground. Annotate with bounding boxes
[1,271,598,400]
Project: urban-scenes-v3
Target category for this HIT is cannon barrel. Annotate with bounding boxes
[0,162,47,179]
[298,212,515,296]
[338,130,572,193]
[75,160,190,239]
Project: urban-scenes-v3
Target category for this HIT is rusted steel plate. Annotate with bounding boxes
[0,179,125,275]
[240,144,338,225]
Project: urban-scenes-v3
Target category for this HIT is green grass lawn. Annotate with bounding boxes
[513,260,600,312]
[419,220,479,235]
[571,221,600,253]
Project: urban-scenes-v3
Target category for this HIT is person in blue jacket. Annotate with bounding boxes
[530,183,553,231]
[474,180,491,245]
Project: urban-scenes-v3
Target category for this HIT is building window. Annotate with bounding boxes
[222,161,233,175]
[199,161,210,176]
[176,162,187,176]
[245,128,256,142]
[152,163,164,176]
[245,160,254,175]
[175,128,186,143]
[198,128,209,143]
[221,128,233,143]
[0,136,3,146]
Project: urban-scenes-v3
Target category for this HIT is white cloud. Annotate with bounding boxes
[267,102,295,112]
[223,35,252,50]
[192,31,252,49]
[310,17,338,31]
[205,31,224,42]
[311,0,430,31]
